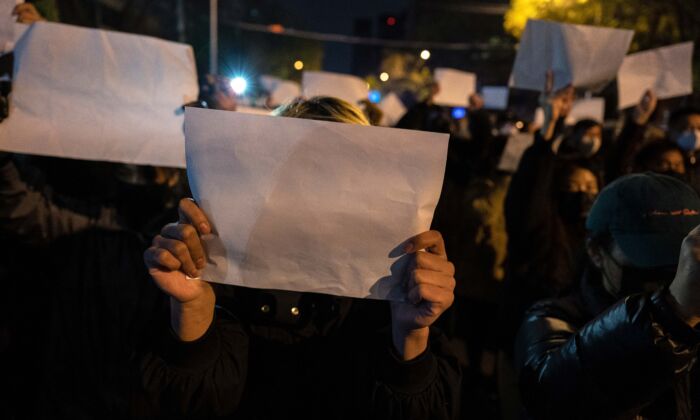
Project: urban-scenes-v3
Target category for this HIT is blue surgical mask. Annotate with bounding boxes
[675,129,700,152]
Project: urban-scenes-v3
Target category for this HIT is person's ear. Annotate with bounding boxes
[587,238,604,269]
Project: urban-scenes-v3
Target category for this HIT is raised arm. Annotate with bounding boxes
[140,198,249,417]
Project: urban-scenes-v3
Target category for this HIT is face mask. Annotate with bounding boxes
[578,135,602,158]
[558,134,602,159]
[558,191,597,224]
[604,251,676,298]
[659,170,688,183]
[675,129,700,152]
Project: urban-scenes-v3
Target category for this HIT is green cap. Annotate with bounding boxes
[586,172,700,268]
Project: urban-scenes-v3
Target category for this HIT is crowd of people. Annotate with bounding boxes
[2,3,700,420]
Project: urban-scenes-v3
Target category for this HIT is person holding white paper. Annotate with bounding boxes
[500,71,600,359]
[138,97,460,419]
[605,90,700,191]
[396,82,451,133]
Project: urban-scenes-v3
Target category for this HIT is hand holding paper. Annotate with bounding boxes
[510,19,633,92]
[633,90,658,125]
[617,42,694,110]
[0,22,198,167]
[391,230,455,359]
[144,198,215,341]
[432,68,476,107]
[183,108,449,300]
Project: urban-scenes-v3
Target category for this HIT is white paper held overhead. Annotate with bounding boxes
[432,68,476,107]
[378,92,407,127]
[0,0,21,53]
[0,22,198,167]
[510,19,633,92]
[482,86,509,110]
[185,108,449,300]
[617,42,694,110]
[302,71,368,104]
[498,132,535,173]
[259,75,301,106]
[566,98,605,125]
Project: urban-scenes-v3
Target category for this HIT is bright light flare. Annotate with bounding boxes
[379,72,390,82]
[229,76,248,95]
[451,107,466,119]
[368,90,382,104]
[294,60,304,70]
[420,49,431,60]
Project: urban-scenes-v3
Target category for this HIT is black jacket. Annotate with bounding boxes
[136,285,461,419]
[499,131,586,354]
[515,270,700,420]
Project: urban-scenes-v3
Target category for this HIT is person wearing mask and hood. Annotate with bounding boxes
[500,72,600,357]
[633,139,687,180]
[606,89,699,189]
[555,119,604,162]
[667,106,700,191]
[516,172,700,419]
[133,97,461,420]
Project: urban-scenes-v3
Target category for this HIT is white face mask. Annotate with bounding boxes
[579,135,602,158]
[676,129,700,152]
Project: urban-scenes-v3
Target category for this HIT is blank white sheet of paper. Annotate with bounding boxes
[617,42,694,110]
[482,86,509,110]
[302,71,368,104]
[498,132,535,173]
[433,68,476,107]
[510,19,633,92]
[566,98,605,125]
[0,22,198,167]
[378,92,407,127]
[259,75,301,106]
[185,107,449,300]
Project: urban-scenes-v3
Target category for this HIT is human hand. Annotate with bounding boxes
[391,231,455,360]
[144,198,213,304]
[669,224,700,328]
[633,89,657,126]
[468,93,484,111]
[13,3,45,24]
[144,198,215,340]
[539,70,574,140]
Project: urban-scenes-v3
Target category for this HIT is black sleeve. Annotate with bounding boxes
[515,290,700,420]
[372,328,461,419]
[139,310,249,418]
[504,133,558,271]
[605,116,647,184]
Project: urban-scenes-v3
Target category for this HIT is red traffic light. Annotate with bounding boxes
[386,16,396,26]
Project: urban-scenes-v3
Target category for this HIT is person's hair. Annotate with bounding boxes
[273,96,370,126]
[556,119,602,158]
[668,106,700,131]
[633,140,685,172]
[571,119,601,135]
[553,160,601,193]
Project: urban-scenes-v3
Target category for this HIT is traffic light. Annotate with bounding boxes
[378,13,405,39]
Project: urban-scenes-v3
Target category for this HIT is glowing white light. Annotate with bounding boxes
[379,72,390,82]
[230,76,248,95]
[420,49,431,60]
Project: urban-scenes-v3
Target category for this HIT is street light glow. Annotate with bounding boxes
[294,60,304,70]
[379,72,390,82]
[420,49,431,60]
[230,76,248,95]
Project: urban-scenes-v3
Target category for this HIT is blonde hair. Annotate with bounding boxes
[272,96,370,126]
